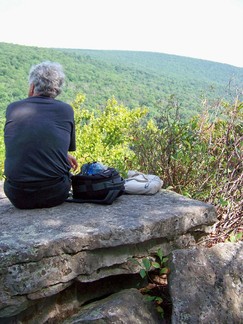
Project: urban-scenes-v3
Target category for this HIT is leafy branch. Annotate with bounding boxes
[128,248,170,318]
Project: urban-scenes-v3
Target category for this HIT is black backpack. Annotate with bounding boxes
[66,164,125,205]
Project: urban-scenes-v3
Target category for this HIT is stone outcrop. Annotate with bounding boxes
[169,241,243,323]
[0,181,217,322]
[63,288,161,323]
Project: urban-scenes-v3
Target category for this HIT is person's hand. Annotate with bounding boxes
[67,154,78,171]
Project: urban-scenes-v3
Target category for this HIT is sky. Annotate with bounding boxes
[0,0,243,67]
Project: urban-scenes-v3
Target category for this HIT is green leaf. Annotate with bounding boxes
[229,232,243,243]
[142,258,151,271]
[160,267,169,274]
[236,232,243,240]
[139,269,147,279]
[157,248,163,262]
[229,235,237,243]
[152,262,161,269]
[162,257,169,263]
[155,297,163,304]
[145,295,156,302]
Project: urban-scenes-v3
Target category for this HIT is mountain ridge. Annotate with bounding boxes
[0,42,242,119]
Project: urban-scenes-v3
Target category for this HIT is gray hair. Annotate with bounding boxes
[28,61,65,98]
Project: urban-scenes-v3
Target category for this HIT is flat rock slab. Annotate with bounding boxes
[0,181,217,318]
[169,242,243,323]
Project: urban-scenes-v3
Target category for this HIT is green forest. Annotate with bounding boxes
[0,42,242,245]
[0,42,242,119]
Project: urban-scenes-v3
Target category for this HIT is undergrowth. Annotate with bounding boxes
[130,96,242,245]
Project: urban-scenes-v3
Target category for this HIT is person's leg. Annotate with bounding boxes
[4,176,71,209]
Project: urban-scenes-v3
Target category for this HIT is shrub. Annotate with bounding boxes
[71,95,148,176]
[130,97,243,243]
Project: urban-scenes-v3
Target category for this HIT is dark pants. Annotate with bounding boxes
[4,176,71,209]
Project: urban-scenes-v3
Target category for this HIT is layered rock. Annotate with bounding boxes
[63,289,161,324]
[0,182,217,322]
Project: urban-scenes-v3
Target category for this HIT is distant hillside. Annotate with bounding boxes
[0,42,242,119]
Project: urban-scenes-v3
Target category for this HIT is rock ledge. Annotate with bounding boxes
[0,182,217,321]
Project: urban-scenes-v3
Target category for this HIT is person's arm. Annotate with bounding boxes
[67,154,78,171]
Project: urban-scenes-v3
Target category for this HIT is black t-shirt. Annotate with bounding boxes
[4,96,76,182]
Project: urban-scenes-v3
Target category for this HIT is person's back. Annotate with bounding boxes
[5,96,75,182]
[4,61,78,209]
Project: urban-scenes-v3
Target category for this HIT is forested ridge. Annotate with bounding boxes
[0,42,242,119]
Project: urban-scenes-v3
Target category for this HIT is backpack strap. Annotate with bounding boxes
[65,188,123,205]
[73,179,124,194]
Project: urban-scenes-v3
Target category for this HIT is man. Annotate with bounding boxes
[4,61,78,209]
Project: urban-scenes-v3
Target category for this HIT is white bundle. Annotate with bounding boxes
[124,170,163,195]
